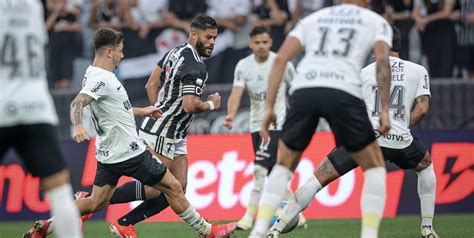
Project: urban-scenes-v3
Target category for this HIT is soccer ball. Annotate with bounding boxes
[271,201,300,234]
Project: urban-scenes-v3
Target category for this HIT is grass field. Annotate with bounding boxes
[1,214,473,238]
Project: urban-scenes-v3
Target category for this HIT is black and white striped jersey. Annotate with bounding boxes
[140,43,207,139]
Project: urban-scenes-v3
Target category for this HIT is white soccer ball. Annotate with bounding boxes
[271,201,300,234]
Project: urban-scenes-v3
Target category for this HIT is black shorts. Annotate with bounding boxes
[94,150,167,187]
[251,130,280,173]
[328,137,428,175]
[282,88,376,152]
[0,124,66,178]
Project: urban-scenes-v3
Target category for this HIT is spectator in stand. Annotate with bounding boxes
[121,0,170,39]
[413,0,457,78]
[252,0,291,51]
[88,0,123,29]
[167,0,208,34]
[289,0,332,33]
[451,0,474,79]
[45,0,82,91]
[205,0,252,84]
[385,0,415,60]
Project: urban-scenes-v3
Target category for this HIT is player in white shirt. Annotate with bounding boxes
[223,26,299,231]
[268,27,438,238]
[24,28,236,238]
[0,1,81,238]
[251,1,394,237]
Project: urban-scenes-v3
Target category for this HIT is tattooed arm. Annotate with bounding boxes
[374,41,392,136]
[70,93,95,143]
[410,95,430,127]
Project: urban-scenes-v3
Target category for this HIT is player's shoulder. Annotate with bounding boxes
[83,66,115,85]
[236,53,254,68]
[180,46,206,72]
[403,59,428,74]
[361,61,376,75]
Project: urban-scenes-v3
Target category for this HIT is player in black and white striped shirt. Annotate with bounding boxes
[105,15,224,235]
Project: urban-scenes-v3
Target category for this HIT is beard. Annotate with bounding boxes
[196,39,212,57]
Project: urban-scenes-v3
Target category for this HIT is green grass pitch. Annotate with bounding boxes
[1,214,472,237]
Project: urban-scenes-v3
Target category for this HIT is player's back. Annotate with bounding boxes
[361,57,430,149]
[0,0,58,127]
[289,3,392,99]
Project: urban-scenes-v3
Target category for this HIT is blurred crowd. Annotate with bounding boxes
[41,0,474,91]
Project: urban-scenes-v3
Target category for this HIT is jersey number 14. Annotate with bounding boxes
[371,85,406,121]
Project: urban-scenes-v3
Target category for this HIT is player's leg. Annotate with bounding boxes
[237,132,273,230]
[393,138,437,237]
[271,147,359,234]
[416,152,438,238]
[325,89,386,238]
[250,89,320,237]
[115,152,188,227]
[17,124,81,238]
[130,151,236,237]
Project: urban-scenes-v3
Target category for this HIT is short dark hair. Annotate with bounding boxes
[250,25,270,38]
[190,15,217,31]
[391,26,401,53]
[93,28,124,51]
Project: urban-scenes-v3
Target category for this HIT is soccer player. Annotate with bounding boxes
[23,27,236,238]
[96,15,224,237]
[269,27,438,238]
[0,1,82,238]
[223,25,301,230]
[250,0,393,237]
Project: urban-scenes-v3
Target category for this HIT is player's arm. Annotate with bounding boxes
[145,65,162,105]
[410,95,430,127]
[132,106,161,118]
[224,86,245,129]
[70,93,96,143]
[373,41,392,135]
[261,36,302,140]
[182,93,221,114]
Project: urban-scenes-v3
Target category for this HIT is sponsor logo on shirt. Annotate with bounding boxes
[91,81,105,93]
[96,149,109,157]
[381,133,404,142]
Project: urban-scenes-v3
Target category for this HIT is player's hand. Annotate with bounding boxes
[72,124,90,143]
[207,92,221,110]
[378,110,391,136]
[143,106,162,119]
[261,108,277,144]
[223,115,233,129]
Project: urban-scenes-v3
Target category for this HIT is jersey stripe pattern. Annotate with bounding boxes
[140,43,207,139]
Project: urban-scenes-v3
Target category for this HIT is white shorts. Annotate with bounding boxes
[139,130,187,160]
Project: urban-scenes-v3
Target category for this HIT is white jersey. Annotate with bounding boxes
[233,52,295,132]
[80,66,146,164]
[288,4,392,99]
[361,57,431,149]
[0,0,58,127]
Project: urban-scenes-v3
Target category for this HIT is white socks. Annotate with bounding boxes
[46,184,82,238]
[242,165,268,222]
[250,164,293,237]
[361,167,387,238]
[178,206,211,235]
[416,164,436,229]
[273,175,322,232]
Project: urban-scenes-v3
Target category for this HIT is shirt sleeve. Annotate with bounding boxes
[284,62,296,85]
[232,60,246,88]
[79,75,110,100]
[182,63,207,97]
[288,20,305,47]
[373,16,393,48]
[415,66,431,98]
[157,51,169,68]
